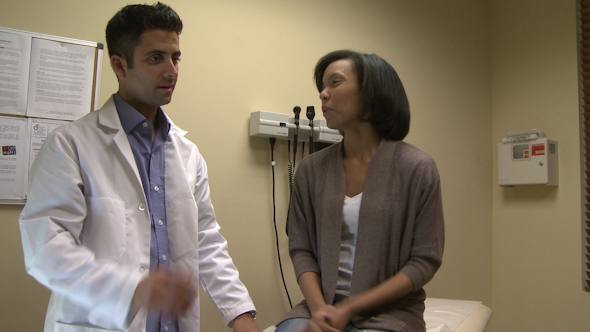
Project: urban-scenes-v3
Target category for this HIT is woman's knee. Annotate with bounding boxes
[274,318,309,332]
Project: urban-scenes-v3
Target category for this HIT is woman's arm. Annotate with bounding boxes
[298,272,339,332]
[334,272,414,322]
[300,271,414,331]
[298,272,327,313]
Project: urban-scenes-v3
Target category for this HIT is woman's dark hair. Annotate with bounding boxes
[106,2,183,68]
[314,50,410,141]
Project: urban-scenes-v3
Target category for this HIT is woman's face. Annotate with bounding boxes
[320,59,364,131]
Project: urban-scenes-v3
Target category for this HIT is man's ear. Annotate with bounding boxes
[110,55,128,80]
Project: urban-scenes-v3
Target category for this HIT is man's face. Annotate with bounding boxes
[116,29,181,115]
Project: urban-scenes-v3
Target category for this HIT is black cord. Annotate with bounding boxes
[308,124,314,155]
[287,140,293,194]
[302,142,305,159]
[292,141,298,177]
[270,138,293,309]
[292,106,300,175]
[286,140,294,236]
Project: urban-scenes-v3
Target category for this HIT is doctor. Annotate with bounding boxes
[19,3,259,332]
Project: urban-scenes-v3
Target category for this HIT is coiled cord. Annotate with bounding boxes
[270,138,293,309]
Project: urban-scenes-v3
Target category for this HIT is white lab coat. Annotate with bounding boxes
[19,96,255,332]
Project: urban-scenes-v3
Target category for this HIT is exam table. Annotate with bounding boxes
[262,297,492,332]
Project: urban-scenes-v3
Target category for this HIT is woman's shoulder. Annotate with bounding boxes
[361,141,441,192]
[377,141,440,182]
[385,140,435,163]
[299,142,341,167]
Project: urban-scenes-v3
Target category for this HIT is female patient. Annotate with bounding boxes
[275,50,445,332]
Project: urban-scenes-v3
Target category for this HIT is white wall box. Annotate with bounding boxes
[498,132,558,186]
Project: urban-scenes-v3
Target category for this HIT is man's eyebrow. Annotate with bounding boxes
[143,50,163,56]
[144,50,181,57]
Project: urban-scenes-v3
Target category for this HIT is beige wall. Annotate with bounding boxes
[3,0,559,331]
[491,0,590,331]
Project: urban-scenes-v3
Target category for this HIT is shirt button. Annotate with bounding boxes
[154,185,160,191]
[138,204,145,211]
[139,266,146,273]
[158,220,163,226]
[164,327,169,332]
[162,255,167,261]
[142,122,148,128]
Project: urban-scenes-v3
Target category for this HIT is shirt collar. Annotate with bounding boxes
[114,93,171,137]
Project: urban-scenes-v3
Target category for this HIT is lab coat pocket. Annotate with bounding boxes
[81,196,126,262]
[54,321,121,332]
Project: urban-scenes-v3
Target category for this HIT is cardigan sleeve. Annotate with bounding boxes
[398,154,445,290]
[288,159,321,279]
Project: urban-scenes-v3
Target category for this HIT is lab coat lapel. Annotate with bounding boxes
[164,128,199,271]
[96,96,144,193]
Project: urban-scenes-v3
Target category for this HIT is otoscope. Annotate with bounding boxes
[292,106,301,167]
[286,106,301,236]
[306,106,315,154]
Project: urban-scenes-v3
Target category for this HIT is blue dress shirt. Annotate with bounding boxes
[114,94,178,332]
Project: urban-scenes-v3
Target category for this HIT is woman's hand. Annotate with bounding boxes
[302,305,340,332]
[329,300,353,331]
[296,272,342,332]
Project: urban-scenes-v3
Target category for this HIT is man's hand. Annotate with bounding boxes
[232,312,260,332]
[131,270,197,316]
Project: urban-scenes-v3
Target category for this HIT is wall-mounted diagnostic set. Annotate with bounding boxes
[249,110,342,143]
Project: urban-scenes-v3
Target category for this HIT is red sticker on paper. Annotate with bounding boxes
[532,144,545,156]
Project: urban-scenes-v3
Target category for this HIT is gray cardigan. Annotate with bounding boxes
[278,139,445,332]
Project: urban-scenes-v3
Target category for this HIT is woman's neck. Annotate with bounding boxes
[342,124,381,163]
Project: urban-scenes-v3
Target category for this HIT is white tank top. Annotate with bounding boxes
[335,192,362,298]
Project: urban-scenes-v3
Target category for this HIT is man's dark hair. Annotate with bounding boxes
[314,50,410,141]
[106,2,183,68]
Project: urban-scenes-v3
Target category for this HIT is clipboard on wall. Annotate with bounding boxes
[0,26,103,204]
